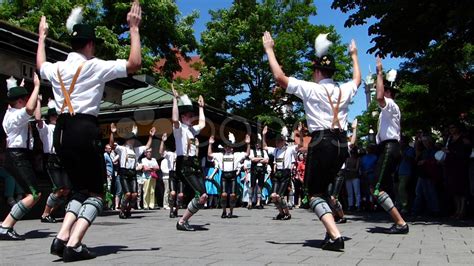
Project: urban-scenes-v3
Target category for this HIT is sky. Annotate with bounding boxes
[175,0,405,121]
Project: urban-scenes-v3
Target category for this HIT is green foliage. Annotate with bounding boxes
[332,0,474,134]
[0,0,198,77]
[195,0,352,124]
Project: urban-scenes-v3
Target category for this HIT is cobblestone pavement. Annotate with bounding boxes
[1,206,473,265]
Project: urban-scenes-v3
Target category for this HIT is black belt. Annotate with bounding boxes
[311,129,346,137]
[58,113,98,123]
[7,148,29,152]
[379,139,399,146]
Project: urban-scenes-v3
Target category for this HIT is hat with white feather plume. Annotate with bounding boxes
[178,94,195,114]
[276,126,289,141]
[383,69,399,93]
[47,98,58,117]
[6,76,28,100]
[313,33,336,71]
[228,132,236,145]
[67,6,102,44]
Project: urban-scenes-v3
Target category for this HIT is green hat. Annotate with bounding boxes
[313,54,337,71]
[46,99,58,117]
[6,76,28,101]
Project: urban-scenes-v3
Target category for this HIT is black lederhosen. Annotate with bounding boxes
[375,139,401,195]
[168,170,184,194]
[176,155,205,196]
[5,148,39,196]
[221,171,237,194]
[272,169,291,196]
[118,168,138,194]
[53,113,105,194]
[45,153,72,191]
[251,164,266,188]
[304,129,348,196]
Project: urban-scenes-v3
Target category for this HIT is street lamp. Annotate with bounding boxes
[364,74,375,108]
[368,125,376,144]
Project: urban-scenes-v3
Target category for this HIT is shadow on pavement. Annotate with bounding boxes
[90,245,161,256]
[266,236,352,249]
[24,229,54,239]
[366,226,390,234]
[192,223,210,231]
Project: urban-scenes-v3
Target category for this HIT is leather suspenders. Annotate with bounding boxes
[57,62,85,115]
[322,85,342,130]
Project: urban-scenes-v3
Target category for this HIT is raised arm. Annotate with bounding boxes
[376,56,386,108]
[36,16,48,71]
[349,39,361,87]
[26,73,40,116]
[262,31,289,89]
[350,118,358,146]
[109,123,117,147]
[126,0,142,74]
[197,95,206,130]
[171,85,180,129]
[244,134,251,156]
[144,127,156,150]
[207,135,215,160]
[159,133,167,157]
[262,125,269,150]
[35,94,44,128]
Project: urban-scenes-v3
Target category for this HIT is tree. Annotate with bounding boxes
[196,0,352,125]
[332,0,474,134]
[0,0,198,77]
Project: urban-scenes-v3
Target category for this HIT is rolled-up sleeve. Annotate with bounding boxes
[40,62,57,81]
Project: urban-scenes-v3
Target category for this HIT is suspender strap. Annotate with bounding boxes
[57,62,85,115]
[322,86,342,130]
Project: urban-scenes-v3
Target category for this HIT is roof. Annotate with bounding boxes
[154,53,202,80]
[100,85,173,113]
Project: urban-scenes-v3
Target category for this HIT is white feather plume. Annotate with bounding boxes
[228,132,235,144]
[386,69,397,83]
[66,7,83,34]
[218,144,224,149]
[314,33,332,58]
[6,76,18,90]
[257,133,262,141]
[47,98,56,109]
[131,124,138,136]
[281,126,289,138]
[179,94,193,106]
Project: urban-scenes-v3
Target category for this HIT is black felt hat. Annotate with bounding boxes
[313,54,337,71]
[70,23,103,44]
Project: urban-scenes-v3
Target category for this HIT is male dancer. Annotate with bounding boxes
[374,56,408,234]
[35,97,72,223]
[0,74,40,240]
[248,133,269,209]
[262,125,301,220]
[37,1,142,261]
[159,132,182,218]
[328,119,358,224]
[207,133,250,218]
[172,87,207,231]
[263,31,360,251]
[109,123,156,218]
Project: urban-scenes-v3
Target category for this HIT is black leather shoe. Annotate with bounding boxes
[221,212,227,219]
[321,237,344,251]
[227,213,233,218]
[118,211,127,219]
[335,217,347,224]
[0,227,24,241]
[63,244,96,262]
[384,223,409,234]
[169,210,176,218]
[125,210,132,218]
[282,214,292,220]
[50,237,67,257]
[41,215,57,223]
[257,205,264,209]
[273,213,285,220]
[176,221,195,231]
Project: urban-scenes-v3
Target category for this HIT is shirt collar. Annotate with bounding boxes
[67,52,88,61]
[319,78,335,84]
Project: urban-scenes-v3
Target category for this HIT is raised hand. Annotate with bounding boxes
[149,127,156,136]
[161,132,168,142]
[198,95,205,107]
[245,134,250,144]
[33,73,40,88]
[209,135,215,144]
[127,0,142,29]
[349,39,357,56]
[351,118,358,129]
[171,84,179,99]
[297,121,303,132]
[262,125,268,136]
[38,16,48,39]
[110,123,117,133]
[262,31,275,51]
[376,55,383,73]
